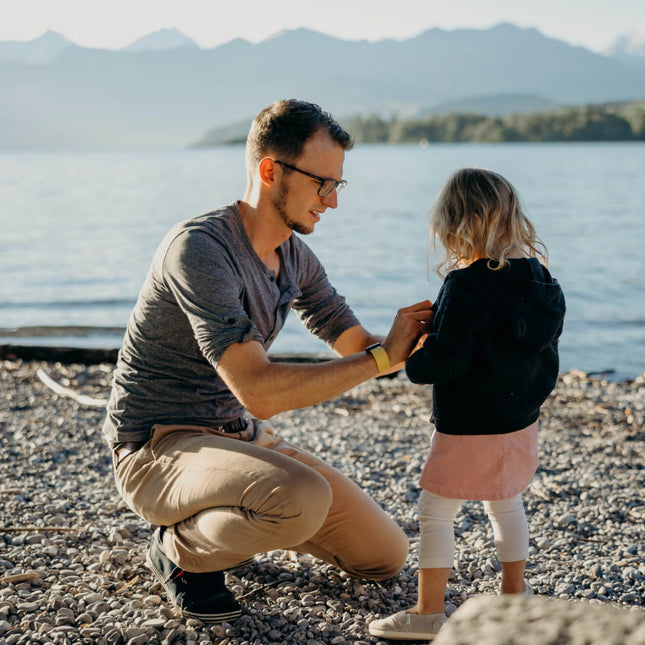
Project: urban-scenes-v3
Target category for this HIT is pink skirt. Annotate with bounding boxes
[419,421,539,501]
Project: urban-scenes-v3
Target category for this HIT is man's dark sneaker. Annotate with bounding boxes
[146,527,242,623]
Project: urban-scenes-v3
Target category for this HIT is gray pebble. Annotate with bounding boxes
[1,362,644,644]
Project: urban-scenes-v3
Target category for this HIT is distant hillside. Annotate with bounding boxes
[192,93,561,148]
[344,101,645,144]
[193,119,252,147]
[2,24,645,150]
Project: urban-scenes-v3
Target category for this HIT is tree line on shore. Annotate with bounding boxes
[344,102,645,144]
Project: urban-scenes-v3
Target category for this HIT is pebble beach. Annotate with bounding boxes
[1,359,644,645]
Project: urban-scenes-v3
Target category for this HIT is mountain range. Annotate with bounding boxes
[606,32,645,72]
[1,24,644,149]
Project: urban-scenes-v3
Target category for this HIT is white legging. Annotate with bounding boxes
[418,490,529,569]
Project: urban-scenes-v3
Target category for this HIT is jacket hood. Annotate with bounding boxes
[459,258,566,352]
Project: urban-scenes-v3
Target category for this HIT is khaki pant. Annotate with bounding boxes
[114,419,408,579]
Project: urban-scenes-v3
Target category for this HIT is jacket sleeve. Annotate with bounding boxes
[405,276,486,385]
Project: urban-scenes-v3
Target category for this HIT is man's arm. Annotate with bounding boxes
[216,300,433,420]
[330,324,378,357]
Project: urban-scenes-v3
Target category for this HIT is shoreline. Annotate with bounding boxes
[1,359,643,644]
[0,344,634,383]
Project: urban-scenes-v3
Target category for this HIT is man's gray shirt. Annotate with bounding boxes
[103,203,359,443]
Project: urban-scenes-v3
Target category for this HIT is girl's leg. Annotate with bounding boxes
[416,568,452,614]
[415,491,462,614]
[367,491,459,640]
[499,559,528,594]
[484,495,529,594]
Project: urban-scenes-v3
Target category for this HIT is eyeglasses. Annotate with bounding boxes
[273,159,347,197]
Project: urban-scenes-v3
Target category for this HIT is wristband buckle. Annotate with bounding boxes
[365,343,391,373]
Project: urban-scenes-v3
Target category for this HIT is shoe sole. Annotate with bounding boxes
[146,550,242,624]
[368,627,439,640]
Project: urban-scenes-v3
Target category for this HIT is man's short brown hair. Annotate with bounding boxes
[246,99,353,169]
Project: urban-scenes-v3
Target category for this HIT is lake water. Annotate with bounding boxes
[1,143,644,381]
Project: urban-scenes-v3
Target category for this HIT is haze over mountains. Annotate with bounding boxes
[1,24,644,149]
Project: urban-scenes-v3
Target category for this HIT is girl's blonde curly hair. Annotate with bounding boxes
[431,167,548,277]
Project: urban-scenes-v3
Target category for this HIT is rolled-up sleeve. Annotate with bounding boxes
[162,229,263,365]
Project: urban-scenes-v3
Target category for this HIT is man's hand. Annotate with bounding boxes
[382,300,434,370]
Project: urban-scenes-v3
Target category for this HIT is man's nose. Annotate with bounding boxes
[321,189,338,209]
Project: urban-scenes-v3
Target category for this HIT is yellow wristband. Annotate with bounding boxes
[365,343,391,373]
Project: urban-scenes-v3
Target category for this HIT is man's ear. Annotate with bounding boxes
[258,157,276,188]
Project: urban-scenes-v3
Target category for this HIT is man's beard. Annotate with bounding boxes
[272,181,312,235]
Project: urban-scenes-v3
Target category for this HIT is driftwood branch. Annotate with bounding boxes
[32,355,334,408]
[36,369,108,408]
[115,575,140,594]
[0,526,83,533]
[0,489,25,496]
[0,570,44,584]
[237,581,280,601]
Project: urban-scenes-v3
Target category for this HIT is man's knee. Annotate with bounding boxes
[270,467,333,546]
[343,525,409,581]
[366,530,409,581]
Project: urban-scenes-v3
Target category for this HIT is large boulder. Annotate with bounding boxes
[433,595,645,645]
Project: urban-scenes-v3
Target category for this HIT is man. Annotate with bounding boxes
[103,99,432,623]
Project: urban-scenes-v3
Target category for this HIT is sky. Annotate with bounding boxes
[1,0,644,54]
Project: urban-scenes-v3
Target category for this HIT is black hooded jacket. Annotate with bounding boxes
[406,257,566,435]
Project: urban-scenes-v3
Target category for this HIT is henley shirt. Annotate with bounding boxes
[103,203,359,443]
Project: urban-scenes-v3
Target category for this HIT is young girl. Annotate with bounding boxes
[369,168,566,641]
